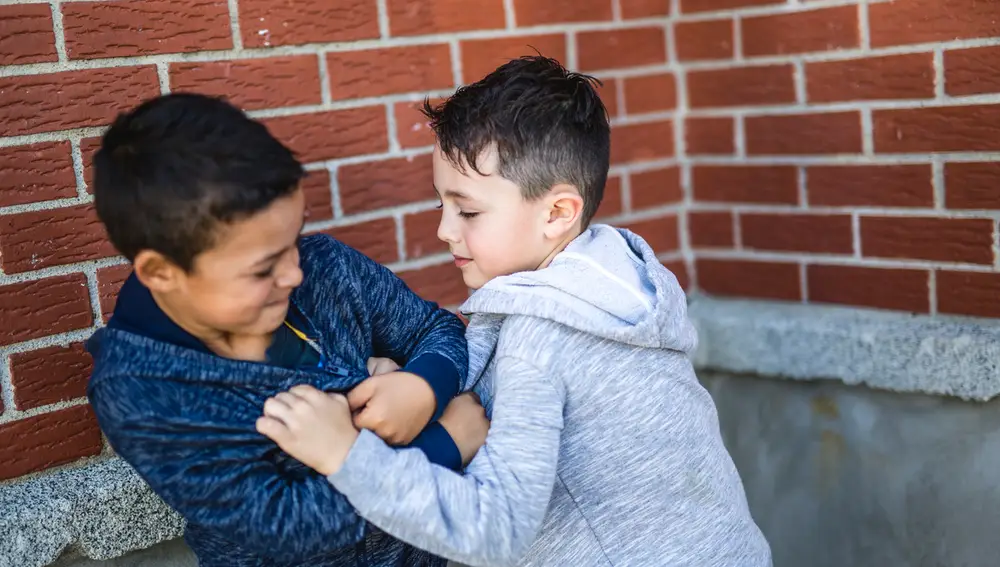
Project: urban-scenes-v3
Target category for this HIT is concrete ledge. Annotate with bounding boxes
[0,458,182,567]
[689,297,1000,401]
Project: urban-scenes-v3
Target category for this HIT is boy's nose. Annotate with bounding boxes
[277,250,304,289]
[437,213,458,244]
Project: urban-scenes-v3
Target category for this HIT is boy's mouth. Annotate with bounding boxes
[453,255,472,268]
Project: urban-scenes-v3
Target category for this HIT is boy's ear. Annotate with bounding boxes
[544,184,584,238]
[133,250,184,293]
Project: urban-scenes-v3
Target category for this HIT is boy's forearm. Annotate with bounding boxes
[405,421,463,471]
[403,352,462,420]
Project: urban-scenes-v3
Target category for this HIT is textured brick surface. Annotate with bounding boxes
[0,275,92,346]
[96,264,132,323]
[239,0,379,47]
[807,165,934,208]
[685,117,735,155]
[0,405,103,481]
[623,215,680,253]
[808,265,930,313]
[680,0,782,14]
[0,143,77,207]
[170,57,323,110]
[675,20,734,61]
[387,0,506,36]
[300,170,334,223]
[0,67,160,137]
[327,45,453,99]
[746,111,863,155]
[405,209,448,259]
[10,344,92,411]
[697,259,802,301]
[806,54,935,102]
[325,218,399,264]
[874,105,1000,153]
[514,0,612,26]
[461,35,568,84]
[610,120,674,164]
[0,205,117,273]
[687,64,795,109]
[689,211,734,248]
[945,46,1000,96]
[339,154,435,214]
[631,168,682,209]
[623,73,676,114]
[62,0,231,59]
[0,4,56,65]
[398,262,469,307]
[945,163,1000,209]
[869,0,1000,47]
[861,217,994,264]
[263,107,387,163]
[938,271,1000,318]
[692,166,799,204]
[577,27,667,71]
[742,6,858,57]
[741,213,854,254]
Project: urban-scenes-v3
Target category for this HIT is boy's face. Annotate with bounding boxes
[433,146,581,290]
[140,189,306,340]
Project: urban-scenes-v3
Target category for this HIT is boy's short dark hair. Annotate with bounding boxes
[93,93,305,272]
[422,55,611,226]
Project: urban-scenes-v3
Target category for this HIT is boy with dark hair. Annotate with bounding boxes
[258,56,772,566]
[85,93,488,567]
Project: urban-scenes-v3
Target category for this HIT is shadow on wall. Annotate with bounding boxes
[703,371,1000,567]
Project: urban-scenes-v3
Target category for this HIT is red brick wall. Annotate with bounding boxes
[0,1,677,481]
[682,0,1000,317]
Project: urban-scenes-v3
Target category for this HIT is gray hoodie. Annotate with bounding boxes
[329,224,772,567]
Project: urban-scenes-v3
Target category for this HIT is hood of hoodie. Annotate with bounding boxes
[460,224,697,353]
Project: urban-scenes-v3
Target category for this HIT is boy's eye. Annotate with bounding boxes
[435,201,443,210]
[253,267,275,279]
[458,211,479,219]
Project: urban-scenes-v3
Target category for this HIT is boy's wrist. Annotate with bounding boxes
[317,427,360,476]
[401,353,462,421]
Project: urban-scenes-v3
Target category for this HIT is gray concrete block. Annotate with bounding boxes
[689,297,1000,400]
[0,459,183,567]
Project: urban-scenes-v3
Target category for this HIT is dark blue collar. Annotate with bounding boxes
[108,273,213,353]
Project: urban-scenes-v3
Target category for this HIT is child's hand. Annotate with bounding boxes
[348,372,435,445]
[439,393,490,466]
[366,356,400,376]
[256,385,358,476]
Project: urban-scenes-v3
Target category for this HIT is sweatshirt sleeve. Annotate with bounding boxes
[89,377,366,561]
[327,356,564,567]
[337,238,468,421]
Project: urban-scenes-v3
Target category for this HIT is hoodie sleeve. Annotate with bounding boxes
[327,355,564,567]
[89,377,366,561]
[335,238,468,421]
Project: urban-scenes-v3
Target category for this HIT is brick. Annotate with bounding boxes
[622,0,671,18]
[577,27,666,71]
[630,167,682,209]
[945,47,1000,97]
[263,107,387,163]
[809,265,930,313]
[96,264,132,322]
[686,117,735,155]
[388,0,505,36]
[514,0,612,25]
[0,405,102,481]
[746,111,862,155]
[0,205,116,274]
[0,275,93,346]
[240,0,379,47]
[327,45,453,99]
[405,209,447,259]
[696,259,801,301]
[742,213,853,254]
[675,19,733,61]
[693,165,798,204]
[861,217,994,264]
[808,165,934,208]
[398,262,469,306]
[81,137,101,193]
[742,6,858,57]
[62,0,230,59]
[663,260,689,290]
[0,67,160,137]
[598,78,620,117]
[395,100,439,149]
[0,4,56,65]
[611,120,674,164]
[806,54,935,103]
[680,0,782,13]
[0,142,77,208]
[300,170,334,223]
[870,0,1000,48]
[324,218,399,264]
[946,163,1000,209]
[596,176,624,219]
[169,56,322,111]
[938,271,1000,318]
[874,105,1000,153]
[623,215,680,253]
[624,73,676,114]
[461,34,568,84]
[689,211,734,248]
[687,64,795,109]
[339,154,435,215]
[10,344,92,411]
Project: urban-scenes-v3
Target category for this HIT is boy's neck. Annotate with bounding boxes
[150,289,275,362]
[536,227,583,271]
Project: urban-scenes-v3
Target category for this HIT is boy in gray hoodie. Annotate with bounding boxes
[256,56,772,567]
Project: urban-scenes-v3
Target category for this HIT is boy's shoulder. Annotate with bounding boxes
[494,314,581,370]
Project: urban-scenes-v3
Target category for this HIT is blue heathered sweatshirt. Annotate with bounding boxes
[85,234,468,567]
